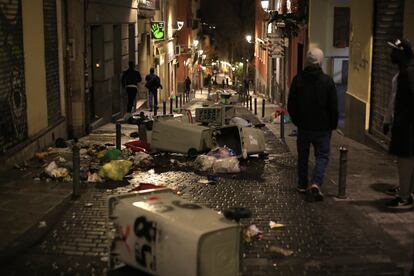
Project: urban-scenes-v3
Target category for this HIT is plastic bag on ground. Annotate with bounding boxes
[229,117,252,127]
[133,152,154,167]
[207,147,236,159]
[194,155,216,171]
[213,157,240,173]
[87,172,103,183]
[45,161,70,178]
[103,149,122,161]
[98,160,133,181]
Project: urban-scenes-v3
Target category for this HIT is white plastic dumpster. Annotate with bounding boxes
[108,189,240,276]
[151,118,211,155]
[213,125,265,157]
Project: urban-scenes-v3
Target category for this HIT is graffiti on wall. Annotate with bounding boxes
[0,0,27,152]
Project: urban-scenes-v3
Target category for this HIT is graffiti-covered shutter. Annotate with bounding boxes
[0,0,27,153]
[369,0,404,142]
[43,0,61,125]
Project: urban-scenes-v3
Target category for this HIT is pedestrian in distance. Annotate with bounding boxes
[206,74,213,96]
[287,48,338,201]
[121,61,142,114]
[185,76,191,97]
[222,79,225,89]
[384,38,414,209]
[145,68,163,111]
[226,77,229,87]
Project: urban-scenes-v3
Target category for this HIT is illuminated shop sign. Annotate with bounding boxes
[150,21,165,40]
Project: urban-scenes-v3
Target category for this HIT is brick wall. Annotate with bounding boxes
[43,0,61,125]
[0,0,28,153]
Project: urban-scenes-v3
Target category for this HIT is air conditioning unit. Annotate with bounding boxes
[108,189,240,276]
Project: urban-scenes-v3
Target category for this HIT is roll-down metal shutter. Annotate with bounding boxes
[0,0,27,152]
[44,0,61,125]
[369,0,404,142]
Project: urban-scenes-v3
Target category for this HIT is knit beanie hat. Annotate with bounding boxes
[306,48,324,65]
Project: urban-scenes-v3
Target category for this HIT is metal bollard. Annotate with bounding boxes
[72,140,80,198]
[254,98,257,115]
[246,95,249,109]
[337,146,348,199]
[249,96,253,111]
[116,123,121,150]
[163,100,166,115]
[154,104,157,116]
[262,98,265,118]
[280,112,285,140]
[175,96,178,108]
[170,98,173,114]
[180,95,182,107]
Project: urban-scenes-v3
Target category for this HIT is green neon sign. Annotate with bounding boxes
[151,21,165,40]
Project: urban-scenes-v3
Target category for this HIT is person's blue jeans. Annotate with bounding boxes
[297,129,332,188]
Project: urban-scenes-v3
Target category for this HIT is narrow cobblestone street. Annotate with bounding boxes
[1,95,410,275]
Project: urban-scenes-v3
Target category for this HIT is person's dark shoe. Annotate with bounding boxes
[309,184,324,201]
[386,196,413,209]
[385,186,400,196]
[296,185,307,193]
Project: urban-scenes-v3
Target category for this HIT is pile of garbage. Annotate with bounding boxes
[33,139,154,183]
[193,146,240,174]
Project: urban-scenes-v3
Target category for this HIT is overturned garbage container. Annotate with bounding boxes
[151,117,211,155]
[108,188,240,276]
[213,125,265,158]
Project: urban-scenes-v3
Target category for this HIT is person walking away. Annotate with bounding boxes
[384,38,414,209]
[185,76,191,98]
[244,79,250,96]
[145,68,163,111]
[207,74,212,97]
[287,48,338,201]
[121,61,142,114]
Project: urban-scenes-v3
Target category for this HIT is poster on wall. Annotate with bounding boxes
[150,21,165,40]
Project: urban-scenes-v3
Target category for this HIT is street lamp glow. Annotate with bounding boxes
[245,35,252,44]
[198,49,204,55]
[239,62,243,66]
[261,0,269,11]
[193,40,199,47]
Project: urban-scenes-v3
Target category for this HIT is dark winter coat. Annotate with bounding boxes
[121,68,142,87]
[389,59,414,156]
[145,73,162,93]
[287,65,338,131]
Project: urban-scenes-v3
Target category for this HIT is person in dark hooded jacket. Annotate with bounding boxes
[385,38,414,209]
[288,48,338,201]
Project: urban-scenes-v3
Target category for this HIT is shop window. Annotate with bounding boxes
[333,7,350,48]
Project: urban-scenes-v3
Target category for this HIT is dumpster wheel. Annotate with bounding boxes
[187,148,198,158]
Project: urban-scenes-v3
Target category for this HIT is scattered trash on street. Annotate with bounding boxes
[269,221,285,229]
[44,161,70,179]
[84,203,93,207]
[38,221,47,228]
[98,160,133,181]
[87,172,103,183]
[268,245,294,257]
[213,157,240,173]
[244,224,263,242]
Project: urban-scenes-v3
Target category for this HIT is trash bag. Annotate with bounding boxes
[133,152,154,167]
[103,149,122,161]
[45,161,70,178]
[87,172,103,183]
[212,157,240,173]
[229,117,252,127]
[98,160,133,181]
[194,155,216,171]
[207,147,236,159]
[124,140,151,153]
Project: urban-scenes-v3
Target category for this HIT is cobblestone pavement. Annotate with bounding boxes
[1,103,411,275]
